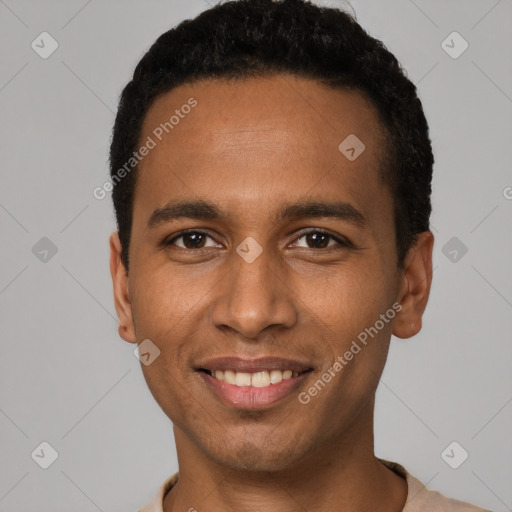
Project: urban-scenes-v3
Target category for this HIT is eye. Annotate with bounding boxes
[165,230,221,250]
[291,230,352,250]
[164,229,352,251]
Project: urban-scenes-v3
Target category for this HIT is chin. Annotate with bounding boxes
[206,436,311,473]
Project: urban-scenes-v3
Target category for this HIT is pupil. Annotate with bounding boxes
[185,233,205,249]
[307,232,328,248]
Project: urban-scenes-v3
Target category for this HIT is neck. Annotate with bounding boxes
[163,398,407,512]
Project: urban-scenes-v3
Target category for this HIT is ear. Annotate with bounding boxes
[109,232,136,343]
[392,231,434,339]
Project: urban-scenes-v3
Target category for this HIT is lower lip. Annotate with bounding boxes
[198,371,309,410]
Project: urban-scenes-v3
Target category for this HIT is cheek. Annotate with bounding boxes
[302,258,394,344]
[307,271,396,410]
[129,264,205,338]
[129,268,198,400]
[140,359,200,433]
[302,276,394,418]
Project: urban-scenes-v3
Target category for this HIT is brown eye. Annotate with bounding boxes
[166,231,220,250]
[293,230,350,250]
[304,232,330,249]
[181,232,206,249]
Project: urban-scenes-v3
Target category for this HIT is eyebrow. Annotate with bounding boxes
[147,199,366,229]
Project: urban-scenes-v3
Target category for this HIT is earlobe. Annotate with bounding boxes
[392,231,434,340]
[109,232,137,343]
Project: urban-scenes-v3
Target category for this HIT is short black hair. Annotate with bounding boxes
[109,0,433,271]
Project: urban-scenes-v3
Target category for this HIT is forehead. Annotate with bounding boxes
[134,74,390,228]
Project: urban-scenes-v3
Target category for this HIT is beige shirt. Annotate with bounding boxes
[138,459,490,512]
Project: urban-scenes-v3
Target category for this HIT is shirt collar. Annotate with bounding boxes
[138,458,483,512]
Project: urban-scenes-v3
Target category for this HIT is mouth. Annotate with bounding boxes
[198,368,309,387]
[195,357,314,410]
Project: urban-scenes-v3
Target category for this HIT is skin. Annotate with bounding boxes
[110,74,434,512]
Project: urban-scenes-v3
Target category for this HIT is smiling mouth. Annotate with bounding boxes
[199,368,312,387]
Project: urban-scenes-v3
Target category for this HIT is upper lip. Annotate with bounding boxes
[196,356,313,373]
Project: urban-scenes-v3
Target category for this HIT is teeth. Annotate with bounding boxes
[209,369,299,387]
[235,372,252,386]
[270,370,283,384]
[223,370,236,385]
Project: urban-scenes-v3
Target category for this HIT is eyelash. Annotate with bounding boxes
[163,229,354,251]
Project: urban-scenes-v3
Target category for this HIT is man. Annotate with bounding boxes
[108,0,490,510]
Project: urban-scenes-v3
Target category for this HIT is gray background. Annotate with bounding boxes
[1,0,511,510]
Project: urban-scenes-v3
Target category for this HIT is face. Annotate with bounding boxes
[110,74,433,471]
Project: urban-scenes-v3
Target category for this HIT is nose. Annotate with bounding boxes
[210,243,298,340]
